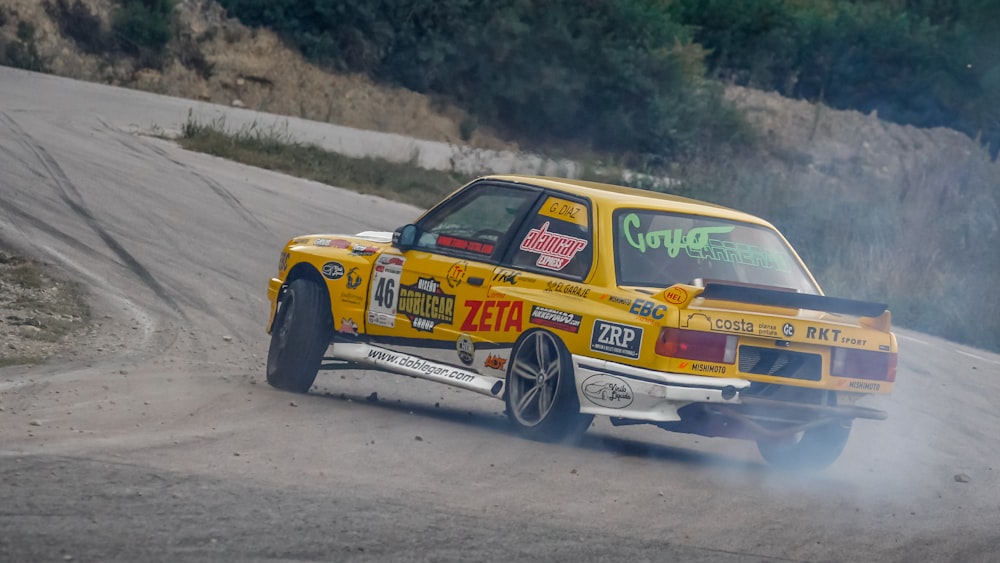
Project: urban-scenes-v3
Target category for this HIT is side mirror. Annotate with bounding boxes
[392,224,419,251]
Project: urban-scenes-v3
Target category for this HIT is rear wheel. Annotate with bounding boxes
[505,329,592,442]
[266,278,333,393]
[756,420,852,470]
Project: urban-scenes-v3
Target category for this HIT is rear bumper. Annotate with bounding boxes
[572,355,887,424]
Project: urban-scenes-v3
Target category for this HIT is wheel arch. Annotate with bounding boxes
[268,262,332,333]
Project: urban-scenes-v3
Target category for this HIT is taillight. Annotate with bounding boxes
[831,348,897,382]
[656,328,736,364]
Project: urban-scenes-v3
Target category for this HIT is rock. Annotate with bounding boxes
[231,99,245,108]
[222,335,232,342]
[289,401,298,407]
[367,392,378,402]
[29,420,41,427]
[954,473,971,483]
[414,435,423,441]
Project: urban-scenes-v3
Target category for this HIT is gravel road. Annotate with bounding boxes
[1,66,998,562]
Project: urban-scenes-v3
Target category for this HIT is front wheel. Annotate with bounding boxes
[756,420,852,471]
[266,278,333,393]
[504,329,592,442]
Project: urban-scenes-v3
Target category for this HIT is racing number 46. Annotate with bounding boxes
[374,277,396,308]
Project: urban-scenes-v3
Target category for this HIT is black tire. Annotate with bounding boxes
[756,420,852,471]
[504,329,593,442]
[266,278,333,393]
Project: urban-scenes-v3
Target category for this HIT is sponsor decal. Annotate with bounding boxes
[456,334,475,366]
[600,294,632,306]
[806,327,867,346]
[321,261,345,280]
[368,255,404,326]
[438,234,495,255]
[712,318,754,335]
[879,344,890,351]
[346,267,363,289]
[367,311,394,328]
[351,243,379,256]
[529,306,582,333]
[338,317,358,335]
[519,221,588,271]
[622,212,735,257]
[629,299,667,319]
[663,286,688,305]
[278,251,289,272]
[806,326,843,342]
[681,313,712,331]
[582,374,634,408]
[590,320,643,360]
[381,256,405,266]
[782,323,795,337]
[446,261,468,288]
[492,269,521,285]
[757,322,779,337]
[314,238,350,248]
[366,348,475,383]
[544,280,590,298]
[398,277,455,333]
[538,196,588,227]
[678,361,728,374]
[341,292,363,305]
[461,300,523,332]
[484,354,508,371]
[848,381,881,391]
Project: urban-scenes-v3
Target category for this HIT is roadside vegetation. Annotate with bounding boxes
[0,249,90,367]
[177,115,477,207]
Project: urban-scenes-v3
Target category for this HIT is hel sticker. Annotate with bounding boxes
[582,374,634,408]
[590,320,642,359]
[368,255,404,327]
[519,221,588,271]
[663,286,688,305]
[538,196,588,227]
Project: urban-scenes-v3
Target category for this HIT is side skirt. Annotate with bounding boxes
[329,342,505,399]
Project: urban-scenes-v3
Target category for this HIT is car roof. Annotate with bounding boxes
[484,174,774,228]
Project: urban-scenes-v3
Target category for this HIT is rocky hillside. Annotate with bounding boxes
[2,0,998,349]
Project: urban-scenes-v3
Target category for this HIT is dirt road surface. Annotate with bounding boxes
[1,66,998,562]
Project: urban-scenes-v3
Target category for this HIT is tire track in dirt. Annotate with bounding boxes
[0,112,186,320]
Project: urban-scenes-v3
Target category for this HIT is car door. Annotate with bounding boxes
[366,181,543,368]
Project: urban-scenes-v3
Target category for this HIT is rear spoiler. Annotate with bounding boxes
[699,283,888,318]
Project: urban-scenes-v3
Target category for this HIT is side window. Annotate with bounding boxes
[510,194,593,280]
[416,183,540,261]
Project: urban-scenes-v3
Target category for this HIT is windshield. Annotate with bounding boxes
[613,209,818,294]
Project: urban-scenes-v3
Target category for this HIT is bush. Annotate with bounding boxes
[218,0,751,160]
[111,0,177,66]
[2,21,48,72]
[44,0,110,54]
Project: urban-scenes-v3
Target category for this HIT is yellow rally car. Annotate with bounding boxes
[266,175,897,469]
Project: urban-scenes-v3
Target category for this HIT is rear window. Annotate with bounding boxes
[613,209,818,293]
